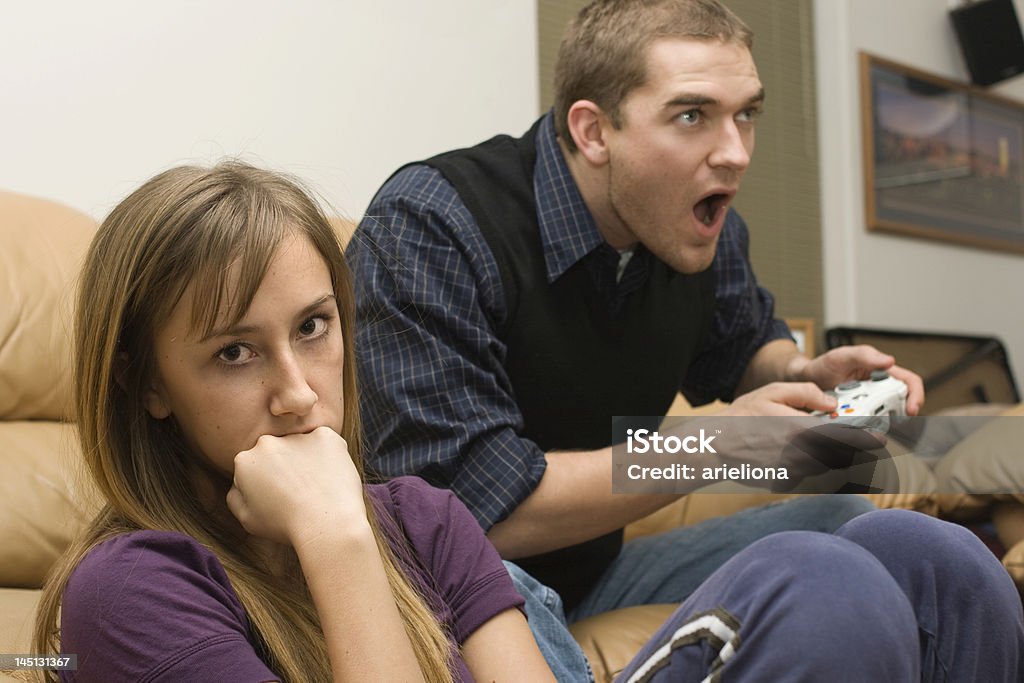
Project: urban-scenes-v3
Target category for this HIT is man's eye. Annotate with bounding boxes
[678,110,702,126]
[737,107,763,123]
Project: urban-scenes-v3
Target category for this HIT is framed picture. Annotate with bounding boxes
[860,52,1024,253]
[785,317,816,358]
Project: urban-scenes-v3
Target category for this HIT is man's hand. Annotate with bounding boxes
[784,345,925,416]
[659,383,889,492]
[720,381,838,416]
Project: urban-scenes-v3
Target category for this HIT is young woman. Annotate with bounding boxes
[33,160,1024,683]
[32,161,555,682]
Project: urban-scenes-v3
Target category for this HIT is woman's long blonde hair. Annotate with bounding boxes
[33,161,454,682]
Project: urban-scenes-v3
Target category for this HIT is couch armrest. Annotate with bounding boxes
[0,588,41,681]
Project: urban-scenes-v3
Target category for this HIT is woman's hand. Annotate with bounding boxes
[226,426,366,547]
[229,427,429,682]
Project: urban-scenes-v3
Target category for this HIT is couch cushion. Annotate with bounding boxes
[934,403,1024,519]
[569,604,678,683]
[0,588,41,670]
[0,191,96,421]
[0,422,98,587]
[1004,540,1024,593]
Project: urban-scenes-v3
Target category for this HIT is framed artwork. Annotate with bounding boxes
[785,317,816,358]
[860,52,1024,253]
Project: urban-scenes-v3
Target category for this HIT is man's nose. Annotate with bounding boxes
[708,120,752,171]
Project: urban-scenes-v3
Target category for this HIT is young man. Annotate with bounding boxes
[348,1,1022,680]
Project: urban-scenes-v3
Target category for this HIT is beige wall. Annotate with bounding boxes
[0,1,539,220]
[7,0,1021,390]
[816,0,1024,390]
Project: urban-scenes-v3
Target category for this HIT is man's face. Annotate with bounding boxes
[602,37,762,273]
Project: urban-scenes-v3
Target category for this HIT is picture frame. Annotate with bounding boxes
[785,317,816,358]
[860,52,1024,253]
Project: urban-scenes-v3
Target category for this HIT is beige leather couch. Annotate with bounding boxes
[3,189,1023,683]
[1,190,99,682]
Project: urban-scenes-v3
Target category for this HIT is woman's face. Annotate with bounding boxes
[143,232,345,475]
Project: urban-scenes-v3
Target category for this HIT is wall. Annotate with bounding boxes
[1,1,538,220]
[815,0,1024,391]
[8,0,1021,390]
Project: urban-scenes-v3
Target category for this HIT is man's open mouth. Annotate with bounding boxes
[694,193,730,226]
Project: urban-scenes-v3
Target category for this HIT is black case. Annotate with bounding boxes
[826,326,1020,413]
[950,0,1024,86]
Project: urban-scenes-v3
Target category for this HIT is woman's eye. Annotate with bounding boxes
[299,316,328,337]
[217,344,255,364]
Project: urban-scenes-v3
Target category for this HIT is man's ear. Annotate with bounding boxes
[116,352,172,419]
[566,100,612,166]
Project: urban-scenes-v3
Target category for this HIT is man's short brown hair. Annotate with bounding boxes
[554,0,753,151]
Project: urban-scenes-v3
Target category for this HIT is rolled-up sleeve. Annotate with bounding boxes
[681,209,793,404]
[349,165,547,531]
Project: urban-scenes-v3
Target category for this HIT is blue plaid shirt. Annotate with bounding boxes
[348,112,791,530]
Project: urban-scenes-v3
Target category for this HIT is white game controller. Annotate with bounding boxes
[811,370,908,431]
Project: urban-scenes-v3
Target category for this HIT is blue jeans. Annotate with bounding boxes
[508,495,873,682]
[504,561,595,683]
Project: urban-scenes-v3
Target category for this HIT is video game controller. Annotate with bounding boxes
[811,370,908,432]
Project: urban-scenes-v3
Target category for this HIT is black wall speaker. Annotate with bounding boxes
[950,0,1024,86]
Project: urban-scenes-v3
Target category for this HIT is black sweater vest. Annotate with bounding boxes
[422,118,716,610]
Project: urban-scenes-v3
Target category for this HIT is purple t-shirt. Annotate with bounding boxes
[59,476,524,682]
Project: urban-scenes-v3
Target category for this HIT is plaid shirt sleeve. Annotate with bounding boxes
[347,165,547,531]
[681,209,794,405]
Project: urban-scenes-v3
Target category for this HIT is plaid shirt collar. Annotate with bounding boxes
[533,111,606,283]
